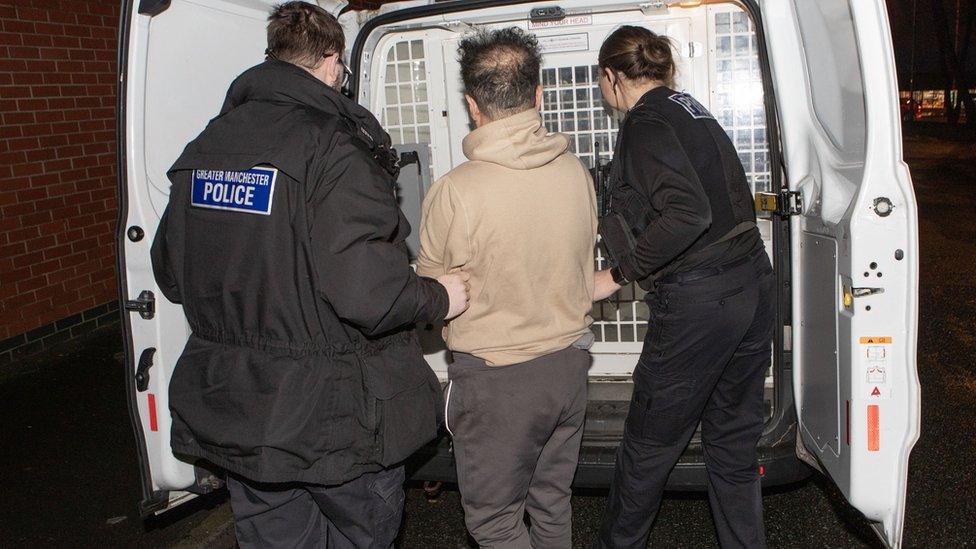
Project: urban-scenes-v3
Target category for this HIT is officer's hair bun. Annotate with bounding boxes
[598,26,676,87]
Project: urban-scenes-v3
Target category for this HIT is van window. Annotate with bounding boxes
[380,39,431,146]
[541,65,618,171]
[712,10,771,195]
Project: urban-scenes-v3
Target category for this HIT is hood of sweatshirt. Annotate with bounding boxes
[461,108,570,170]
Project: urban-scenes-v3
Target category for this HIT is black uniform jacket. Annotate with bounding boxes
[601,86,759,288]
[151,60,448,486]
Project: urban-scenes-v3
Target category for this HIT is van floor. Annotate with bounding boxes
[0,125,973,548]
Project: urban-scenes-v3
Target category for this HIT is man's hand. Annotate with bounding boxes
[593,269,622,302]
[438,272,471,320]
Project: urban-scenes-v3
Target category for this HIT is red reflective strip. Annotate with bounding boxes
[758,465,765,476]
[148,393,158,432]
[867,405,880,452]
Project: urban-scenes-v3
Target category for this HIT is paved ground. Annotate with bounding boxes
[1,126,973,548]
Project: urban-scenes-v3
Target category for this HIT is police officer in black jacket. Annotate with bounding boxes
[150,3,469,547]
[592,27,774,549]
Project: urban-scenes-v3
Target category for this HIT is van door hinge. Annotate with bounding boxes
[755,191,802,217]
[125,290,155,320]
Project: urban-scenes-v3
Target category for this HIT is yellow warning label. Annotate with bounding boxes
[859,336,893,344]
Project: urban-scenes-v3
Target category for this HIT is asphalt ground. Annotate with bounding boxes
[0,126,973,548]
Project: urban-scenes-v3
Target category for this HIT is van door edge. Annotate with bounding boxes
[115,0,170,516]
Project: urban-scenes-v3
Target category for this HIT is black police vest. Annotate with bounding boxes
[604,88,756,271]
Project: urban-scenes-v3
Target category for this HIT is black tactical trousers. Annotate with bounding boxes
[226,467,405,549]
[598,250,775,549]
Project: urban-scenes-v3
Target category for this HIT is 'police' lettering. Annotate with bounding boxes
[190,166,277,215]
[668,92,715,120]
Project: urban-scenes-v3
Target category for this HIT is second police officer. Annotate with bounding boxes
[591,26,775,549]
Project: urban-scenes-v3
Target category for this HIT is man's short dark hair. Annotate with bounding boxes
[458,27,542,120]
[267,1,344,70]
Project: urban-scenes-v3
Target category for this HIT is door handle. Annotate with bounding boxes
[851,287,885,298]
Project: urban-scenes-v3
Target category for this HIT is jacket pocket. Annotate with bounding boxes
[598,212,638,265]
[631,364,697,444]
[358,332,442,466]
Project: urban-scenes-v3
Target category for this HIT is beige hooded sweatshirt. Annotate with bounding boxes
[416,108,597,366]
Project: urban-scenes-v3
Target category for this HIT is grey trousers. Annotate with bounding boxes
[226,467,405,549]
[446,345,591,548]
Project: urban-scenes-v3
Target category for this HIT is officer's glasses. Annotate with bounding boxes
[338,58,352,89]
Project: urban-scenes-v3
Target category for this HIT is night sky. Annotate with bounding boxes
[886,0,975,89]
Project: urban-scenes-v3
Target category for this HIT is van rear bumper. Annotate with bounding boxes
[406,433,811,490]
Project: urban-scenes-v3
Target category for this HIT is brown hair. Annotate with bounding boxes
[598,26,675,87]
[266,1,344,70]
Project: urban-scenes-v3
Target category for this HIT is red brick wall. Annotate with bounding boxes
[0,0,400,346]
[0,1,119,342]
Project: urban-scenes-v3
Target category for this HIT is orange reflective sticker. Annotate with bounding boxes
[867,405,880,452]
[859,336,893,344]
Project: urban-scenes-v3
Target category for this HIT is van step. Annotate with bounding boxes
[582,380,774,447]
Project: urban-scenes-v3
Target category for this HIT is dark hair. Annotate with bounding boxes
[598,26,675,86]
[267,1,344,70]
[458,27,542,120]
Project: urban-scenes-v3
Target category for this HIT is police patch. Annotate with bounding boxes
[668,92,715,120]
[190,166,277,215]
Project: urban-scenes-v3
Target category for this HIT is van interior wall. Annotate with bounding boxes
[366,1,774,399]
[0,2,121,367]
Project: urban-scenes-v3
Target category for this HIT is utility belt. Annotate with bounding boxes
[657,243,763,286]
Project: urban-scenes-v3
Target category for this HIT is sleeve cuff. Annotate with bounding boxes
[422,276,449,322]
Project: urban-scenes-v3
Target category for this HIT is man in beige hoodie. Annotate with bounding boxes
[416,28,597,548]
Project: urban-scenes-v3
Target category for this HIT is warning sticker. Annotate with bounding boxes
[529,13,592,30]
[867,385,891,400]
[537,33,590,54]
[859,336,893,344]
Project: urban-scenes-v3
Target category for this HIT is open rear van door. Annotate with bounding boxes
[118,0,270,515]
[117,0,359,514]
[118,0,430,514]
[760,0,920,546]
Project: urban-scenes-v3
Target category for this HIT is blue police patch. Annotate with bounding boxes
[668,92,715,120]
[190,166,277,215]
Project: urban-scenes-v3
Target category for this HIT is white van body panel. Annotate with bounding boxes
[761,0,920,546]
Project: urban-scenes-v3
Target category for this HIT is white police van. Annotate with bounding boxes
[117,0,920,546]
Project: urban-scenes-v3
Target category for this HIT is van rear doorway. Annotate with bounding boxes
[353,1,802,489]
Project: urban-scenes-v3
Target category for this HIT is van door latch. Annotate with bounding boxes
[135,347,156,392]
[755,191,802,217]
[125,290,155,320]
[851,287,885,298]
